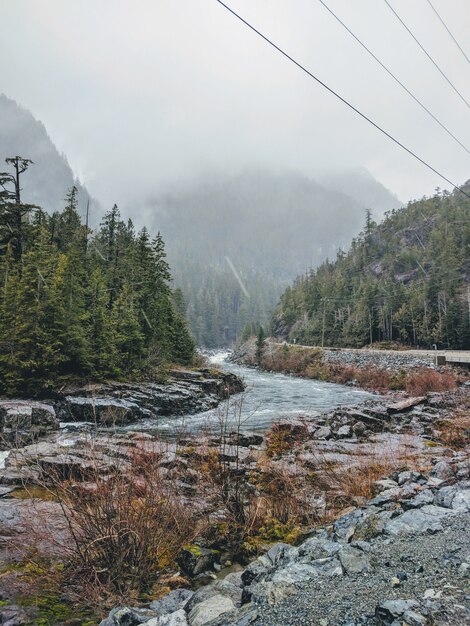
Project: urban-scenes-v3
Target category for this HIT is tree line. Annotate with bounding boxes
[0,157,195,394]
[273,185,470,350]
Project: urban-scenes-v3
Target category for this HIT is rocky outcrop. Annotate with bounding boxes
[55,369,244,425]
[0,369,245,442]
[0,400,59,445]
[100,458,470,626]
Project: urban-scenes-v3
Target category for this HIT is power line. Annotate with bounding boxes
[425,0,470,66]
[384,0,470,110]
[318,0,470,157]
[214,0,470,200]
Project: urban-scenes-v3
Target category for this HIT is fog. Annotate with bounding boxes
[1,0,469,207]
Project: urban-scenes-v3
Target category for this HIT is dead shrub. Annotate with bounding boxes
[405,369,458,395]
[435,413,470,450]
[356,367,393,391]
[43,445,198,605]
[265,421,309,458]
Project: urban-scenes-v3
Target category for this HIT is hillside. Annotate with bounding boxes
[272,184,470,349]
[143,170,400,347]
[0,94,93,216]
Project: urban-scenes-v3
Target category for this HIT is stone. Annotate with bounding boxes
[375,599,419,624]
[198,603,258,626]
[386,397,426,414]
[434,485,458,508]
[187,595,235,626]
[270,558,342,584]
[338,546,370,574]
[402,489,434,509]
[402,610,427,626]
[315,426,331,440]
[146,611,188,626]
[385,505,453,535]
[176,546,219,578]
[397,470,421,485]
[185,581,242,612]
[430,460,455,481]
[451,486,470,512]
[149,590,194,615]
[298,537,341,561]
[336,425,352,438]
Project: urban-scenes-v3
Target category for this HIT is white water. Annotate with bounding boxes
[118,351,375,436]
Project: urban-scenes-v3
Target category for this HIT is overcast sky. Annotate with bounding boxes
[1,0,470,206]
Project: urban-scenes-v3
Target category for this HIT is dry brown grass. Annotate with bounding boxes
[36,444,198,606]
[265,421,309,458]
[405,369,458,395]
[435,413,470,450]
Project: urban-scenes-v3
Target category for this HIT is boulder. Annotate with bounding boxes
[375,599,420,625]
[187,595,235,626]
[338,546,370,574]
[0,400,59,442]
[146,611,188,626]
[176,546,220,578]
[149,590,194,616]
[385,505,453,535]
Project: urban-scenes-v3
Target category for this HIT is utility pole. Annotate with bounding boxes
[321,298,327,348]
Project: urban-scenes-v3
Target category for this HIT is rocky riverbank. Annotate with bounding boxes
[99,472,470,626]
[230,339,465,395]
[0,368,244,446]
[1,382,468,625]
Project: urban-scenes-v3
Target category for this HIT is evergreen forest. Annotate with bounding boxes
[0,157,195,394]
[273,184,470,350]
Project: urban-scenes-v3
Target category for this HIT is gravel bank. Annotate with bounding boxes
[253,512,470,626]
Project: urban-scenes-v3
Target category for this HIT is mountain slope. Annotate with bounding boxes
[0,94,93,216]
[273,184,470,349]
[144,170,400,347]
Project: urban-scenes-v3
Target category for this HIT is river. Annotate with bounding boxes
[118,351,375,436]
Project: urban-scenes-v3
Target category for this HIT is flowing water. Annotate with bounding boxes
[118,351,375,436]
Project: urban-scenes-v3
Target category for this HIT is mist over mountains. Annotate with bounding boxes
[1,94,401,347]
[0,94,93,217]
[144,170,401,346]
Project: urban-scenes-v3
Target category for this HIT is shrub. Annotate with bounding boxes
[436,413,470,449]
[43,445,197,604]
[405,369,458,395]
[265,421,309,458]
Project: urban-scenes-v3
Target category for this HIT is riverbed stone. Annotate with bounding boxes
[385,505,453,535]
[149,590,194,615]
[187,595,235,626]
[146,610,188,626]
[176,546,220,578]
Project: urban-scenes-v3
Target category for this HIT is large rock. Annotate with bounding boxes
[0,400,59,442]
[176,546,220,578]
[187,595,235,626]
[337,545,370,574]
[385,505,453,535]
[147,611,188,626]
[375,599,420,625]
[56,370,244,425]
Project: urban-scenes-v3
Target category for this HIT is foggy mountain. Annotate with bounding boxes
[320,168,402,217]
[144,170,401,346]
[1,94,402,347]
[0,94,93,217]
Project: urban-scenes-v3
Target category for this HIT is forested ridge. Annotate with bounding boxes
[0,158,194,395]
[273,184,470,349]
[144,170,400,347]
